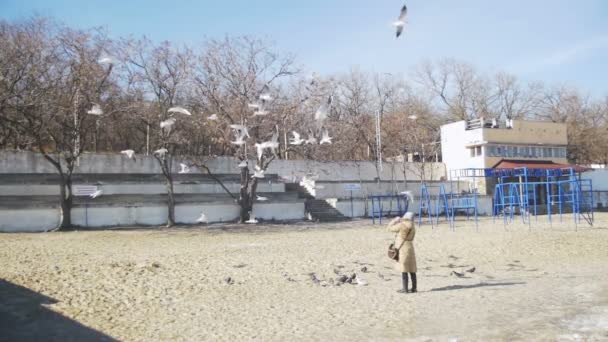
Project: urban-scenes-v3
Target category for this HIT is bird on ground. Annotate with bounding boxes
[319,129,333,145]
[207,114,218,121]
[256,195,268,201]
[408,115,418,120]
[179,163,190,174]
[120,149,136,161]
[356,275,368,286]
[466,267,476,273]
[315,95,333,122]
[154,148,168,157]
[452,271,465,277]
[168,106,192,116]
[245,216,258,224]
[90,190,103,199]
[289,131,305,145]
[87,104,103,116]
[160,118,176,130]
[394,4,408,38]
[196,212,208,224]
[238,160,248,168]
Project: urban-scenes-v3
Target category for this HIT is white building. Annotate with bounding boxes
[441,118,570,194]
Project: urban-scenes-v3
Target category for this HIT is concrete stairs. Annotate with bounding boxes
[286,183,349,222]
[305,199,350,222]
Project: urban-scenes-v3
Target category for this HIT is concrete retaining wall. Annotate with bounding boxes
[0,202,305,233]
[0,151,446,181]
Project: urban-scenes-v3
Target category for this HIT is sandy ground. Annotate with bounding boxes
[1,214,608,341]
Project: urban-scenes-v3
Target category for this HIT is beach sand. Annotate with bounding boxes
[1,214,608,341]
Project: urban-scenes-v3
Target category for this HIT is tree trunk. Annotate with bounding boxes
[166,175,175,227]
[238,166,251,223]
[58,175,73,230]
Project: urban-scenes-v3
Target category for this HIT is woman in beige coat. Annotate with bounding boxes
[387,212,417,293]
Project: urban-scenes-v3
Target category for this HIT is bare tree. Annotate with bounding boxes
[121,38,193,227]
[1,18,115,229]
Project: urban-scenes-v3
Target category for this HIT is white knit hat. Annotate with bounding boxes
[402,212,414,220]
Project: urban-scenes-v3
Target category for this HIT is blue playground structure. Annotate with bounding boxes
[417,183,479,230]
[452,166,594,228]
[369,194,411,224]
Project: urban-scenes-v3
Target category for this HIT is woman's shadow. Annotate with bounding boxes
[429,281,526,292]
[0,278,117,341]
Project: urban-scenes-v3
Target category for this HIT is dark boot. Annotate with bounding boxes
[397,272,409,293]
[410,272,417,293]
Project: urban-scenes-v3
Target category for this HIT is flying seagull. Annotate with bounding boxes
[168,106,192,116]
[394,4,408,38]
[229,124,250,139]
[154,148,168,157]
[319,129,333,145]
[305,132,317,145]
[289,131,305,145]
[256,195,268,201]
[90,189,103,199]
[408,114,418,120]
[98,56,115,65]
[251,165,265,179]
[87,104,103,116]
[259,84,272,102]
[315,95,333,122]
[160,117,176,130]
[120,149,136,161]
[238,160,248,168]
[179,163,190,174]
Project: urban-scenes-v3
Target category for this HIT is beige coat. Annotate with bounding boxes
[387,218,417,273]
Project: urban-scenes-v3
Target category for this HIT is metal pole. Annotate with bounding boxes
[375,110,382,172]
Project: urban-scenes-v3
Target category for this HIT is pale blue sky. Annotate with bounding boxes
[2,0,608,96]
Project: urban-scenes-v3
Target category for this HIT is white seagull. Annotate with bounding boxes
[98,56,115,65]
[394,4,408,38]
[196,212,208,224]
[168,106,192,116]
[207,114,218,121]
[87,104,103,116]
[259,84,272,102]
[160,117,176,130]
[256,195,268,201]
[238,160,248,168]
[90,189,103,199]
[229,124,250,138]
[289,131,305,145]
[154,148,168,157]
[248,103,260,110]
[408,114,418,120]
[319,129,333,145]
[245,217,259,224]
[179,163,190,174]
[251,165,265,179]
[305,132,317,145]
[253,109,269,116]
[315,95,333,122]
[120,149,136,161]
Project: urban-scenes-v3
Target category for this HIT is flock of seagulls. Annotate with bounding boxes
[104,4,410,225]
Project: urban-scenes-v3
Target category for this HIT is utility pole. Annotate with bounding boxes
[375,110,382,172]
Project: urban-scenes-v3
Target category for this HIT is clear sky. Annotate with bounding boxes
[2,0,608,96]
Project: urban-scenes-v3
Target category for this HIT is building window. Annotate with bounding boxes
[470,148,475,158]
[476,146,482,156]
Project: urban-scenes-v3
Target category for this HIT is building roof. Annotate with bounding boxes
[491,159,591,172]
